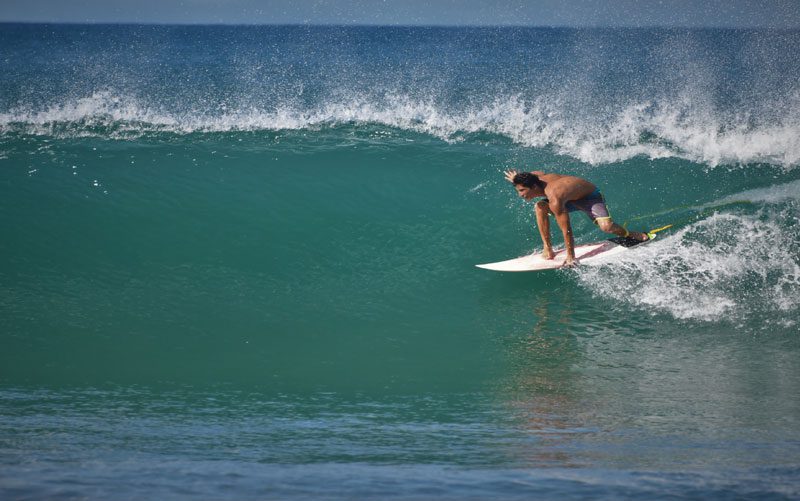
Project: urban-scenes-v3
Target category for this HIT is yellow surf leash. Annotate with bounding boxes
[645,223,673,240]
[622,199,752,240]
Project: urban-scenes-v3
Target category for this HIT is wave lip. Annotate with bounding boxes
[2,90,799,169]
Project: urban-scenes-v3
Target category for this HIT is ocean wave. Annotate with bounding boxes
[574,185,800,324]
[2,90,799,169]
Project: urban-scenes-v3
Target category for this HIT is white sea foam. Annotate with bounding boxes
[574,197,800,324]
[2,89,799,169]
[717,179,800,205]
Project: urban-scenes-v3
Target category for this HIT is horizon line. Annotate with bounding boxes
[1,20,797,30]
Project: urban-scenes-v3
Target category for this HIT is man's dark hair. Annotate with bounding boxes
[513,172,544,189]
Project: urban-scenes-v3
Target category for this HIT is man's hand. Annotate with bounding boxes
[559,257,579,269]
[503,169,518,183]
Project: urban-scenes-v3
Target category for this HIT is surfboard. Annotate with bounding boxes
[476,234,654,272]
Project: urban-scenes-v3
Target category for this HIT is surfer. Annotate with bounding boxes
[504,169,649,268]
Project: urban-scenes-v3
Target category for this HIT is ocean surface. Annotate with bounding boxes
[1,24,799,499]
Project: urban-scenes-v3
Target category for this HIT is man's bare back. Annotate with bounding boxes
[531,171,597,212]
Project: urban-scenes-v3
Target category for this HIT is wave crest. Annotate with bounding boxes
[2,90,799,169]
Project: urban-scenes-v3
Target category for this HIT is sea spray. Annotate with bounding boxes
[3,26,799,169]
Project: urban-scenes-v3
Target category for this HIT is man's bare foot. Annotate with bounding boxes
[541,248,555,260]
[628,231,650,242]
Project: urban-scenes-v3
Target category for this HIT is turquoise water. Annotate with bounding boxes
[1,24,800,499]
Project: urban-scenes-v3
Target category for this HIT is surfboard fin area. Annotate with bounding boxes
[476,225,672,272]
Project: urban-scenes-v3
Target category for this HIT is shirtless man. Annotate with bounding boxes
[504,169,648,268]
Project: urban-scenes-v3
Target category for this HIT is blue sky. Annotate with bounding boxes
[1,0,799,27]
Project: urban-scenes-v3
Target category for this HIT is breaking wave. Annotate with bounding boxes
[2,90,799,169]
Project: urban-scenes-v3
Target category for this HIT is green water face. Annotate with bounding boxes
[1,132,496,390]
[3,131,798,398]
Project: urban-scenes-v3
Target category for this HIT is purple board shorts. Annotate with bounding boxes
[546,189,611,223]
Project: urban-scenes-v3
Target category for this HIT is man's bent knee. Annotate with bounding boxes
[595,217,614,232]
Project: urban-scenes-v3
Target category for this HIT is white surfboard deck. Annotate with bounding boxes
[476,236,651,272]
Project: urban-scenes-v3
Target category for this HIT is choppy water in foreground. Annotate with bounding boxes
[1,24,799,499]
